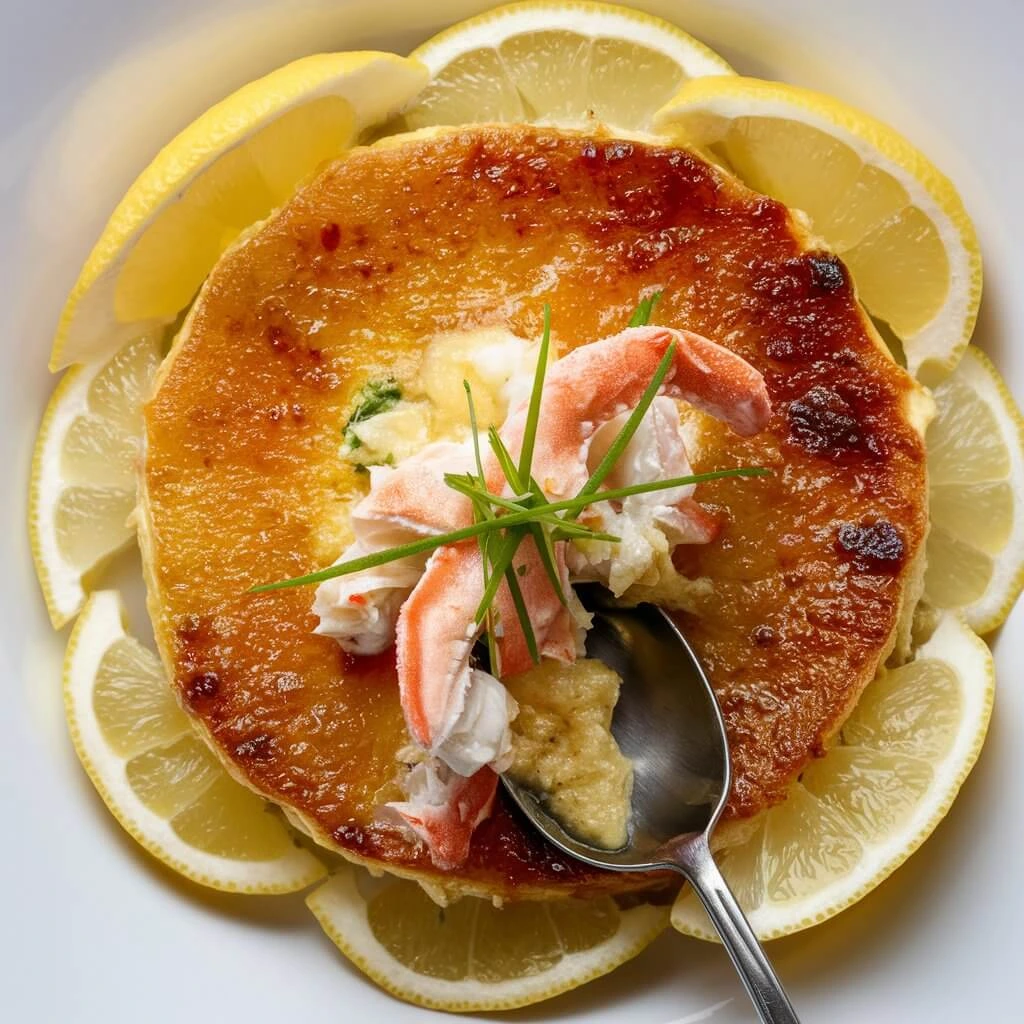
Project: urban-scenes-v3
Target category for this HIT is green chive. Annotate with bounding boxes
[444,475,619,542]
[568,466,769,506]
[464,381,500,673]
[526,474,568,605]
[465,381,487,486]
[567,340,676,520]
[517,304,551,483]
[446,472,621,545]
[527,522,567,607]
[254,295,773,688]
[445,474,556,525]
[487,426,524,494]
[474,531,522,623]
[502,554,540,664]
[628,290,663,328]
[550,525,620,543]
[251,467,769,592]
[479,526,500,675]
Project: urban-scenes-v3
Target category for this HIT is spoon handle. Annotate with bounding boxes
[672,835,800,1024]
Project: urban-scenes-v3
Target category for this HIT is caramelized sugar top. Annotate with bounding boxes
[144,126,927,895]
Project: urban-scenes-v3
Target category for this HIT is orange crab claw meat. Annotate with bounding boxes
[379,761,500,872]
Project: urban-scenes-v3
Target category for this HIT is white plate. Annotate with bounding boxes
[1,1,1020,1021]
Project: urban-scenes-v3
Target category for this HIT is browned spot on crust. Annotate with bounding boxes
[185,671,220,704]
[836,520,906,573]
[787,384,867,456]
[234,733,276,761]
[320,222,341,251]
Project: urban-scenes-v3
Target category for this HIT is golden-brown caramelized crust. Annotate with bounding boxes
[142,124,928,897]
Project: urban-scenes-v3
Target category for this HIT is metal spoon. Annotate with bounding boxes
[501,586,800,1023]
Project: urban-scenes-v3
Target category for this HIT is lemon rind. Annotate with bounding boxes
[64,590,326,894]
[672,613,994,941]
[933,348,1024,634]
[654,76,982,384]
[29,361,139,630]
[307,864,669,1012]
[30,365,91,628]
[410,0,735,78]
[30,333,164,629]
[50,52,429,371]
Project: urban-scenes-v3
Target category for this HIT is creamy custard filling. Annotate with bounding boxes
[505,658,633,850]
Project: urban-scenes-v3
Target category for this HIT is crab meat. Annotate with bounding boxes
[318,326,771,869]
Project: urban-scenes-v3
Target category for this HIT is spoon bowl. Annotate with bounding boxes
[505,590,729,868]
[502,585,800,1023]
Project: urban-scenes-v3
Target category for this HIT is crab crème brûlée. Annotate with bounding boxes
[140,123,930,900]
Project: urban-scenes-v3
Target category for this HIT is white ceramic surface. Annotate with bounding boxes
[2,1,1021,1021]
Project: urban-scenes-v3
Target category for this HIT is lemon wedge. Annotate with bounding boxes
[924,348,1024,633]
[402,0,734,134]
[50,52,427,371]
[30,334,160,628]
[65,590,325,893]
[672,613,992,941]
[655,76,982,384]
[307,864,668,1011]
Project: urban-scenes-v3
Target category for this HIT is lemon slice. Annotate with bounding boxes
[655,76,982,384]
[923,347,1024,633]
[65,590,325,893]
[402,0,734,134]
[30,334,161,628]
[50,52,427,371]
[672,613,992,941]
[307,864,668,1011]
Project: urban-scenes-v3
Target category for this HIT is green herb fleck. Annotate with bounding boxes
[342,379,402,449]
